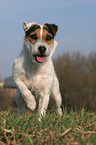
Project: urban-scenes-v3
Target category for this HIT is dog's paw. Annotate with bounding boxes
[38,117,41,122]
[26,98,36,111]
[57,108,62,116]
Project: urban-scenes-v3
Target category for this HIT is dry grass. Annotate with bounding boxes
[0,108,96,145]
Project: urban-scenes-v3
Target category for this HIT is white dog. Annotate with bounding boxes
[12,22,62,121]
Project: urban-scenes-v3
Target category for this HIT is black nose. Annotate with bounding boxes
[38,46,46,54]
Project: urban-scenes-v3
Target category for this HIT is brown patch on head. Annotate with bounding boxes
[42,28,54,45]
[42,23,58,45]
[25,24,41,45]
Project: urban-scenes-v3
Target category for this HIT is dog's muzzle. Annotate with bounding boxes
[33,46,47,63]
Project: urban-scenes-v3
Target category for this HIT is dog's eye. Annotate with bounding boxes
[46,35,53,41]
[30,34,37,40]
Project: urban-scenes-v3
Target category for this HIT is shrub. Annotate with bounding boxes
[54,52,96,112]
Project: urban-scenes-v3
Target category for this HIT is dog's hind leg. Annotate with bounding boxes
[51,75,62,116]
[15,89,26,117]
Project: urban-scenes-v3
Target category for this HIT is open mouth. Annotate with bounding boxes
[34,55,46,63]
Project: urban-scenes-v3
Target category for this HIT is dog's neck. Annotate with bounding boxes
[20,42,48,73]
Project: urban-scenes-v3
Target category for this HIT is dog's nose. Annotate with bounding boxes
[38,46,46,54]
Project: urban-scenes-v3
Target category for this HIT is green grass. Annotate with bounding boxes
[0,108,96,145]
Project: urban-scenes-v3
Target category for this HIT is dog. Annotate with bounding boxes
[12,22,62,121]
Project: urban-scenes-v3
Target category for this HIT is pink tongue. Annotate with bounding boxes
[36,56,45,62]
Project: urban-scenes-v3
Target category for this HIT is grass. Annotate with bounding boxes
[0,108,96,145]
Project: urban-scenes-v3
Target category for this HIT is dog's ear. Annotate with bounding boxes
[23,22,38,32]
[44,23,58,37]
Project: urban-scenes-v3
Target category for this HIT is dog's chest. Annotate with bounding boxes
[25,71,53,94]
[22,58,54,95]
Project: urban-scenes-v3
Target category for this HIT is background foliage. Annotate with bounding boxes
[54,52,96,112]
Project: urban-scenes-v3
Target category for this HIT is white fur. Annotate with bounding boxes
[12,23,62,121]
[23,22,38,31]
[40,25,43,39]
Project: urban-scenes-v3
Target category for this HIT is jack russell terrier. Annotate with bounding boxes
[12,22,62,121]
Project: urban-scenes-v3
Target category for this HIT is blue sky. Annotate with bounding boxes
[0,0,96,79]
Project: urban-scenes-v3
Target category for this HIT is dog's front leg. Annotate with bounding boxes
[15,79,36,111]
[38,94,50,121]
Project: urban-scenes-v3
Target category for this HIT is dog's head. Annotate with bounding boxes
[23,22,58,63]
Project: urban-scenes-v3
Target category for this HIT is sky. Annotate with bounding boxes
[0,0,96,79]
